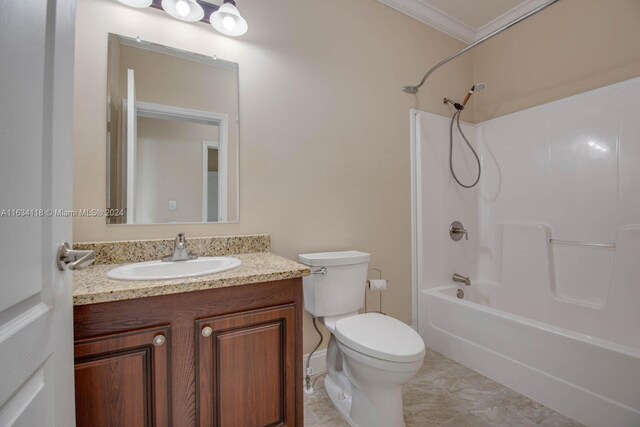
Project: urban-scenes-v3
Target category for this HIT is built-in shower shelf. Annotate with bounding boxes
[548,239,615,249]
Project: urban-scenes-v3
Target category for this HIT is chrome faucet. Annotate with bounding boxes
[162,232,198,262]
[452,273,471,286]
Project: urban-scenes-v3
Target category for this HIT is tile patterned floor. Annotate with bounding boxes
[304,349,585,427]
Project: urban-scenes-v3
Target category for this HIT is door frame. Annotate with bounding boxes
[201,141,228,222]
[126,69,137,224]
[125,101,229,223]
[409,109,422,331]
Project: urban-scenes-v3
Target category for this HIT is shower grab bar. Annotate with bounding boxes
[548,239,615,249]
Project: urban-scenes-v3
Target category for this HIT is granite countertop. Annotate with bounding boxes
[73,252,310,306]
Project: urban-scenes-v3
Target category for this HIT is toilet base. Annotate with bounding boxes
[324,375,358,427]
[322,332,416,427]
[324,375,407,427]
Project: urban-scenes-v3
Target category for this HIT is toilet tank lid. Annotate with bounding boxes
[298,251,370,267]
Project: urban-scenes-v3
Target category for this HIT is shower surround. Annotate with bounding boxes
[411,76,640,427]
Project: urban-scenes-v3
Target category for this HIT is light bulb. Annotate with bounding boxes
[210,1,248,36]
[175,0,190,17]
[223,16,236,31]
[161,0,204,22]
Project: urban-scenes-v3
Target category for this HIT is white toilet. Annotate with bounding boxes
[299,251,425,427]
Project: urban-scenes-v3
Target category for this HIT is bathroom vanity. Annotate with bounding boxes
[72,236,308,427]
[74,33,303,426]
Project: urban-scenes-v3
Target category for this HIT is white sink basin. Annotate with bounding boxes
[107,257,241,281]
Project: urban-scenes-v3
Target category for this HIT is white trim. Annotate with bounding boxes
[409,109,422,331]
[303,349,327,377]
[136,101,228,126]
[217,118,229,222]
[376,0,552,43]
[106,96,112,209]
[202,141,218,222]
[121,99,128,214]
[126,69,136,224]
[376,0,475,43]
[475,0,552,40]
[233,114,239,223]
[201,141,228,222]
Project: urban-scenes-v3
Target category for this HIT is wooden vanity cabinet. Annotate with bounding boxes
[73,279,303,427]
[74,325,171,427]
[197,304,297,426]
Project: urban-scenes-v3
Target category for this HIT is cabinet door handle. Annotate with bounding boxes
[201,326,213,337]
[153,334,166,346]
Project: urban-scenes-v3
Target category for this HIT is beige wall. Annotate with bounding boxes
[73,0,640,354]
[117,44,239,115]
[472,0,640,122]
[73,0,472,353]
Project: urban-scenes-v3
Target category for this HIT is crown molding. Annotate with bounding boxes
[475,0,551,40]
[377,0,549,44]
[376,0,476,43]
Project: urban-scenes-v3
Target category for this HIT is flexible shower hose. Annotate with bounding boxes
[449,110,481,188]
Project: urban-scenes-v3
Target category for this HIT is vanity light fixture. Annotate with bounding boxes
[114,0,249,37]
[161,0,204,22]
[210,0,248,37]
[117,0,152,8]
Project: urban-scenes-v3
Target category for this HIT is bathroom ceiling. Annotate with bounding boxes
[376,0,551,43]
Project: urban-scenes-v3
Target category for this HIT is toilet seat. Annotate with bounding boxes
[334,313,425,363]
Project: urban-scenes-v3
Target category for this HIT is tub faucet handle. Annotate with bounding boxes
[452,273,471,286]
[450,221,468,241]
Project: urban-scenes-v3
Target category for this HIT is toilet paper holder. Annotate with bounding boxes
[366,268,387,315]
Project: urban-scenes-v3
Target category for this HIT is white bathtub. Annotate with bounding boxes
[421,284,640,427]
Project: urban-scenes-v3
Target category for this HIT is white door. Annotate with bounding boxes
[0,0,77,425]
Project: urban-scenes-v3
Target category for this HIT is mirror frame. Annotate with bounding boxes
[106,34,240,225]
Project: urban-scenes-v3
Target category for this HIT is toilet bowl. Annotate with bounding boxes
[299,251,426,427]
[323,312,425,427]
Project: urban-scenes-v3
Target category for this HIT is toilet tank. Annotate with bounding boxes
[298,251,370,317]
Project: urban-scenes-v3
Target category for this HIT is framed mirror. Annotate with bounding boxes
[106,34,239,224]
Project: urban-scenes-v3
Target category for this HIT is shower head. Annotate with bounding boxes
[403,85,419,94]
[471,82,486,93]
[462,82,486,107]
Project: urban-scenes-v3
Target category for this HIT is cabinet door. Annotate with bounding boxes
[197,304,296,427]
[74,325,171,427]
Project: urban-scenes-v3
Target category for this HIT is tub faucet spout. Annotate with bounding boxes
[452,273,471,286]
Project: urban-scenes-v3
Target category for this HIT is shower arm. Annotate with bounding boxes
[403,0,562,94]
